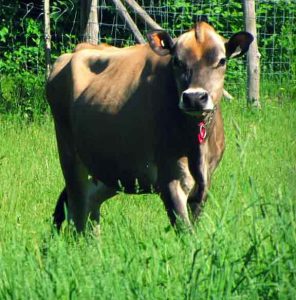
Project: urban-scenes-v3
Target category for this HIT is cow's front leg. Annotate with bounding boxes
[188,123,225,220]
[188,174,209,221]
[159,158,194,229]
[160,180,191,228]
[188,144,210,221]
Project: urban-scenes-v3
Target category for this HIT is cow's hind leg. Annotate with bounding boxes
[52,182,116,231]
[85,180,116,230]
[54,121,97,231]
[55,122,116,231]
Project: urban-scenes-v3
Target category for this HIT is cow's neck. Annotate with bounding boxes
[182,106,217,146]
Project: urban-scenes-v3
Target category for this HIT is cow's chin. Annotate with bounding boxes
[181,108,214,119]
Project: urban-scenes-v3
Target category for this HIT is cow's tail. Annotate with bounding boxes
[52,187,68,230]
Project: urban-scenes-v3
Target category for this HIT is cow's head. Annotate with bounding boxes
[147,22,253,116]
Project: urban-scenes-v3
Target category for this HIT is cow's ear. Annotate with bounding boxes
[147,30,175,56]
[225,32,254,59]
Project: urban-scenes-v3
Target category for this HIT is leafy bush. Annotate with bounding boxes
[0,1,78,117]
[0,74,47,119]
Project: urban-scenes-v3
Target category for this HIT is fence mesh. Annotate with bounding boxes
[1,0,295,95]
[98,0,296,88]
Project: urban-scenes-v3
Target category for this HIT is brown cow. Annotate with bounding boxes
[47,22,253,231]
[73,42,118,52]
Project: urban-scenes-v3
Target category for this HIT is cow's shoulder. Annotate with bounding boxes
[70,49,112,99]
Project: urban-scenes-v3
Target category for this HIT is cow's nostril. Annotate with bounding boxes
[197,92,208,102]
[181,90,209,111]
[182,93,191,107]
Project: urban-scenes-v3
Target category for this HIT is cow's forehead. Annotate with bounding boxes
[176,23,226,63]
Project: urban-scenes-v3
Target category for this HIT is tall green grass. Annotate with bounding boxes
[0,93,295,299]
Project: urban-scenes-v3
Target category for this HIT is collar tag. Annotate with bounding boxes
[197,121,207,144]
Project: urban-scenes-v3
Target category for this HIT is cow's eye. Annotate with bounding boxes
[184,69,192,83]
[180,68,192,86]
[173,56,187,70]
[217,58,226,67]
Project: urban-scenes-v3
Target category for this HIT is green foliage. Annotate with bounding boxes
[0,74,47,120]
[0,97,295,298]
[162,0,244,33]
[162,0,296,79]
[256,0,296,77]
[0,0,295,115]
[0,1,79,116]
[0,6,44,74]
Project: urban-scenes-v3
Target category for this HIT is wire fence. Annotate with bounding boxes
[1,0,295,95]
[97,0,296,88]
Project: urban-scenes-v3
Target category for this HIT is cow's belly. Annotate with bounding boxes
[86,156,158,193]
[72,107,159,193]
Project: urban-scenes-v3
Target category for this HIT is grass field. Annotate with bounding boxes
[0,95,295,299]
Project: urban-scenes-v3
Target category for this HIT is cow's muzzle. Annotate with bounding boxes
[179,88,214,116]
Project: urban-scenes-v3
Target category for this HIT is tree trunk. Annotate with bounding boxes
[80,0,99,44]
[243,0,261,107]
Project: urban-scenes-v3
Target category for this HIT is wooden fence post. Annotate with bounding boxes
[111,0,145,44]
[243,0,261,107]
[80,0,99,44]
[44,0,51,79]
[123,0,162,30]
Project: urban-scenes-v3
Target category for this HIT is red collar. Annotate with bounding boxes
[196,107,216,144]
[197,121,207,143]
